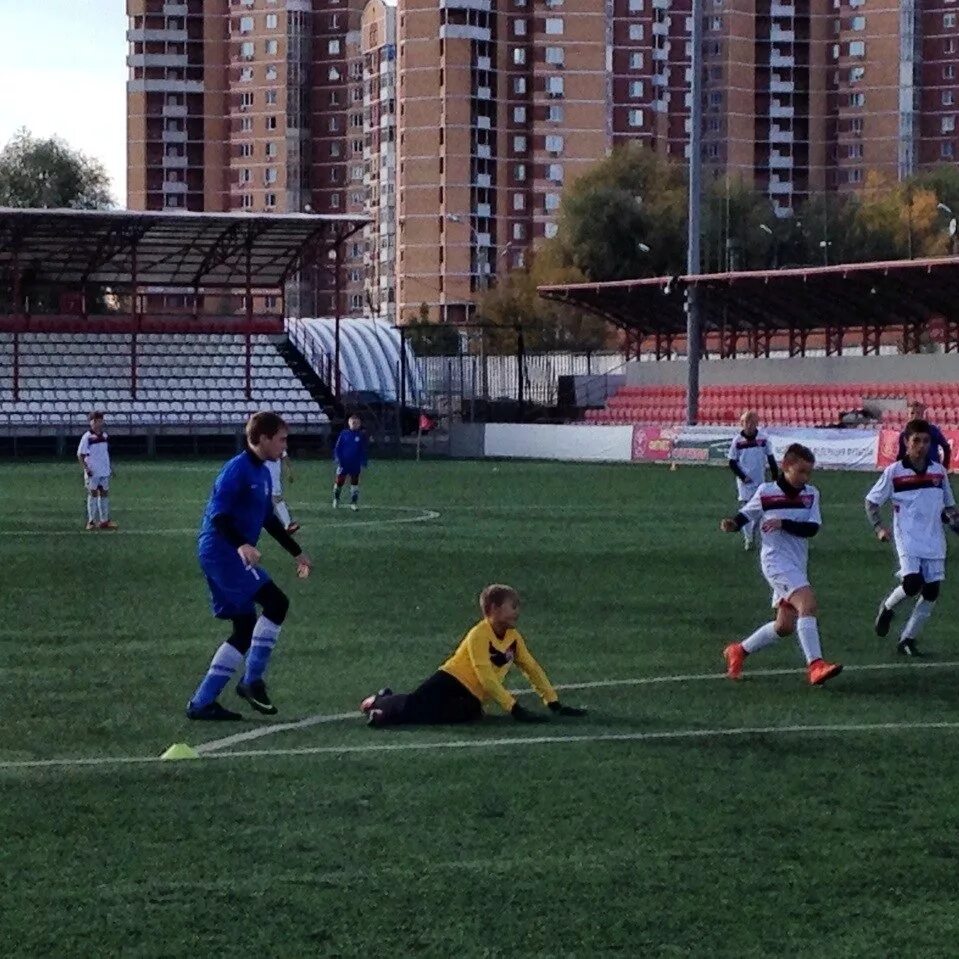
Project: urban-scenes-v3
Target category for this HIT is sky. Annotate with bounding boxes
[0,0,128,205]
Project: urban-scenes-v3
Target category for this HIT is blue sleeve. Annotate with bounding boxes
[333,431,344,462]
[209,462,242,518]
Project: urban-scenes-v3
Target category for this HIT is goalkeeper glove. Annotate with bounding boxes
[511,702,548,723]
[548,701,587,717]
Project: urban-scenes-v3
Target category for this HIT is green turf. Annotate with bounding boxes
[2,458,959,957]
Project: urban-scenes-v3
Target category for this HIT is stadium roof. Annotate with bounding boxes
[0,207,370,289]
[537,256,959,336]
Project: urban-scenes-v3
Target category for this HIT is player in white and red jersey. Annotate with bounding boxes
[720,443,842,686]
[265,450,299,534]
[727,410,779,551]
[866,418,959,656]
[76,411,117,531]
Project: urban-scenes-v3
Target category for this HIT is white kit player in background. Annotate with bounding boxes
[866,418,959,657]
[727,410,779,551]
[77,411,117,531]
[720,443,843,687]
[266,449,300,534]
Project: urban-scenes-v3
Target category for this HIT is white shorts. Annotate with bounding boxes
[85,474,110,492]
[763,565,810,607]
[898,555,946,583]
[266,461,282,497]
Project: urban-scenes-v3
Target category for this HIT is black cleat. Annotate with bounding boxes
[236,679,278,715]
[186,700,243,721]
[897,638,923,657]
[875,603,895,638]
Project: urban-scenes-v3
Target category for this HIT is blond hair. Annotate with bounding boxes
[480,584,519,616]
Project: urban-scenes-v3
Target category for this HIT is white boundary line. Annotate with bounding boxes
[2,658,956,772]
[192,658,959,754]
[3,720,959,772]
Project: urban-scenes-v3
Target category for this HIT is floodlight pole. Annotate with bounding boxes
[686,0,704,426]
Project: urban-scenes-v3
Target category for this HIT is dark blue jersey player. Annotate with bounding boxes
[333,414,369,511]
[187,412,312,721]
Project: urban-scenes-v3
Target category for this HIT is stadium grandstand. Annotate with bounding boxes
[0,207,419,443]
[539,256,959,429]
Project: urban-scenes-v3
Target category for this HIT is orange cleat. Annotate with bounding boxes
[99,520,119,531]
[723,643,746,680]
[807,658,843,686]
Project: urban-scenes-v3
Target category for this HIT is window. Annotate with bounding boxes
[266,115,277,130]
[513,77,527,94]
[513,134,527,152]
[946,65,956,80]
[851,15,865,29]
[547,76,564,97]
[545,17,564,35]
[514,163,527,182]
[350,113,363,128]
[265,192,277,208]
[329,38,341,55]
[548,104,564,123]
[266,12,278,28]
[849,92,865,107]
[240,142,253,157]
[351,164,363,180]
[239,15,254,33]
[165,194,181,208]
[545,134,564,153]
[266,142,277,157]
[240,91,254,109]
[545,46,564,66]
[329,90,340,105]
[629,23,644,41]
[847,168,862,184]
[513,193,525,211]
[240,41,254,59]
[850,117,863,134]
[513,106,527,122]
[847,143,863,159]
[943,115,956,133]
[942,143,955,159]
[266,65,277,81]
[241,168,252,183]
[266,38,278,55]
[545,193,560,212]
[629,0,644,9]
[629,108,644,127]
[331,193,341,209]
[547,163,563,183]
[545,222,558,239]
[945,91,956,106]
[328,66,340,80]
[512,223,526,241]
[848,40,865,56]
[241,116,253,131]
[240,67,253,82]
[265,168,277,184]
[328,116,340,132]
[629,52,644,69]
[849,66,864,83]
[629,80,644,98]
[948,39,958,54]
[265,89,278,105]
[514,19,527,36]
[946,13,957,27]
[352,138,363,153]
[513,47,526,65]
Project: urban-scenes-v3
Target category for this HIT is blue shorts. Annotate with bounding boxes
[200,552,271,619]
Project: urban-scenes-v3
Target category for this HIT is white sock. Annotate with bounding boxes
[87,495,97,522]
[99,496,110,521]
[350,484,359,503]
[211,641,243,674]
[274,500,292,527]
[797,616,822,664]
[884,585,908,610]
[741,622,779,655]
[902,599,936,640]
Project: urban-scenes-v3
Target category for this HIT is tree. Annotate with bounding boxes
[0,128,113,209]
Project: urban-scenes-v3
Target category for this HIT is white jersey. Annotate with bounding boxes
[265,452,286,495]
[866,460,955,561]
[729,430,773,499]
[77,430,111,477]
[740,479,822,579]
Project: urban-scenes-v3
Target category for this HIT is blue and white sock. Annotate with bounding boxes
[189,643,243,709]
[99,496,110,521]
[350,485,359,505]
[243,616,282,685]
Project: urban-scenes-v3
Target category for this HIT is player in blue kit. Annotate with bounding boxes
[332,413,369,511]
[187,412,312,721]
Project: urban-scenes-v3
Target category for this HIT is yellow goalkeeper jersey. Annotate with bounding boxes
[440,618,559,713]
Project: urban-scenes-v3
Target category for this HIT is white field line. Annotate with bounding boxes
[3,720,959,772]
[192,658,959,754]
[0,506,440,536]
[1,659,955,772]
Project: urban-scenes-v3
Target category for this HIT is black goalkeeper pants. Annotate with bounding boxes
[375,670,482,726]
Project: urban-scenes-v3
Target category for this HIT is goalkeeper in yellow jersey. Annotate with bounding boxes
[359,584,587,726]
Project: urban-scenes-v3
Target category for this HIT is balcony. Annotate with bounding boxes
[440,0,492,10]
[652,46,669,62]
[476,232,491,247]
[162,180,188,193]
[476,86,491,100]
[162,153,188,167]
[652,21,668,37]
[476,203,492,218]
[771,27,795,43]
[475,173,492,188]
[770,2,795,15]
[164,2,189,13]
[476,115,491,130]
[769,101,794,118]
[127,78,203,94]
[162,129,188,142]
[127,53,187,69]
[769,50,794,68]
[770,127,793,143]
[476,144,491,159]
[126,28,188,43]
[475,55,491,71]
[770,78,794,94]
[162,103,188,117]
[768,179,793,195]
[769,153,792,169]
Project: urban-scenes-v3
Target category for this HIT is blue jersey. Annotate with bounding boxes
[334,428,369,472]
[198,450,273,562]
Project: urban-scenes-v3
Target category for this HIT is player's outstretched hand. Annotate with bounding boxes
[237,543,261,566]
[296,552,313,579]
[720,518,738,533]
[548,701,587,717]
[876,526,892,543]
[511,703,548,723]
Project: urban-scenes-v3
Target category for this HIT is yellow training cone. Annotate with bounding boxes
[160,743,200,761]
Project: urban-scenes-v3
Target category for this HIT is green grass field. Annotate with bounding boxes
[3,457,959,958]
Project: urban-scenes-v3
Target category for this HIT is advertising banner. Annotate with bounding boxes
[877,427,959,471]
